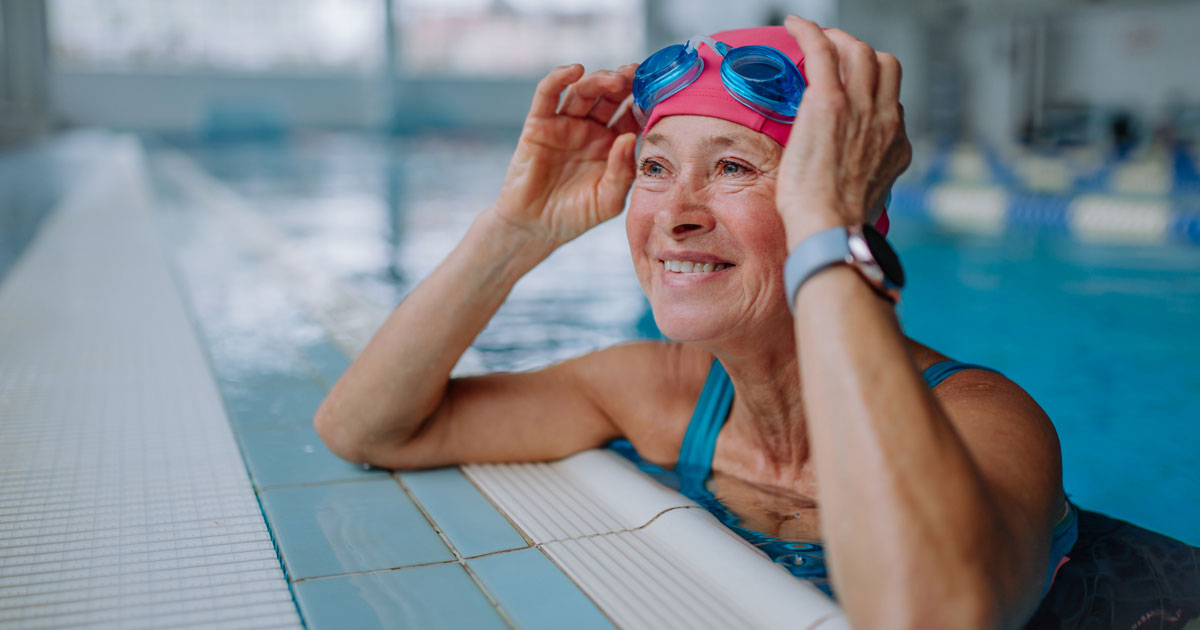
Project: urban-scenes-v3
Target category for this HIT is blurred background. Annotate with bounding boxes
[3,0,1199,146]
[1,0,1198,544]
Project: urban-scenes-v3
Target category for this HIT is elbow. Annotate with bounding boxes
[313,396,370,465]
[313,396,423,469]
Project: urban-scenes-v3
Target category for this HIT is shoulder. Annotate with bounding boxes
[910,340,1058,444]
[570,340,714,465]
[910,341,1055,432]
[909,340,1064,525]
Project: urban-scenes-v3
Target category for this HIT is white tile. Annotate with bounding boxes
[0,135,299,628]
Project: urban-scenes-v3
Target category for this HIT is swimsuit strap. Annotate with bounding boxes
[676,358,735,484]
[669,356,1075,598]
[921,359,1001,388]
[677,358,1003,478]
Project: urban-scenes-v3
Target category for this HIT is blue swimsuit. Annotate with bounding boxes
[612,358,1079,599]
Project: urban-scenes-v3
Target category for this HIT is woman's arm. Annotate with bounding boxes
[778,17,1062,629]
[315,63,642,468]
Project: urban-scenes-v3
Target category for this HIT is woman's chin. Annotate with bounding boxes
[651,306,732,343]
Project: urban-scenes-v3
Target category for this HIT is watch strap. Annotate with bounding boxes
[784,226,850,314]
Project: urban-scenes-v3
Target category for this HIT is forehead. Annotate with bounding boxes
[640,115,780,159]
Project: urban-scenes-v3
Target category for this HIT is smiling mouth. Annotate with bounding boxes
[660,259,734,274]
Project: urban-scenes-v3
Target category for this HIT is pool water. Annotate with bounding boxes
[895,225,1200,548]
[152,131,1200,547]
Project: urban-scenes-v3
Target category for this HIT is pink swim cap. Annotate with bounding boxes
[640,25,890,235]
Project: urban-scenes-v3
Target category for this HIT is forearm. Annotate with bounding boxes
[793,268,1012,627]
[315,209,554,462]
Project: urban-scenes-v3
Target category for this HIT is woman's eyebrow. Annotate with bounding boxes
[697,135,738,154]
[643,132,669,147]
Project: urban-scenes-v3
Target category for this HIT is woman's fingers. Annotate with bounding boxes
[598,132,638,217]
[785,16,841,93]
[529,64,585,118]
[875,51,902,109]
[558,70,629,117]
[824,28,878,113]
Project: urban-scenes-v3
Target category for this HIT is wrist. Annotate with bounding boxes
[470,208,558,277]
[784,223,904,311]
[779,203,849,251]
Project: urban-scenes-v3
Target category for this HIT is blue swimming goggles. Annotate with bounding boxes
[632,35,807,126]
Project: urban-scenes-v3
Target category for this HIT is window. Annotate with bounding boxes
[49,0,384,73]
[394,0,643,77]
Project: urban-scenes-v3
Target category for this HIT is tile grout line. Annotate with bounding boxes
[154,153,311,630]
[393,471,520,630]
[161,151,513,628]
[459,466,537,548]
[289,558,460,584]
[529,545,624,630]
[284,543,565,585]
[157,149,695,627]
[460,467,711,628]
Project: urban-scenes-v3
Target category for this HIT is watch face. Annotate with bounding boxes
[862,224,905,289]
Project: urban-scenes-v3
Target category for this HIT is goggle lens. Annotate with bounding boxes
[721,45,806,123]
[632,43,704,125]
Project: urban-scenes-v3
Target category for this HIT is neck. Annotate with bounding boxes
[705,316,812,488]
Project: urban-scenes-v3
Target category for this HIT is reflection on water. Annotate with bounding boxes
[162,132,646,374]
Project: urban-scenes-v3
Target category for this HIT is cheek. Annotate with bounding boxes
[744,209,788,262]
[719,189,788,264]
[625,193,655,276]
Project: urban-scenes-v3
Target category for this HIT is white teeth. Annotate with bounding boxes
[662,259,730,274]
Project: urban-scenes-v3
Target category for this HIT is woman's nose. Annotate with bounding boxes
[655,184,716,239]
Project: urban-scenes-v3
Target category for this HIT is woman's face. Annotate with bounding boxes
[626,115,790,342]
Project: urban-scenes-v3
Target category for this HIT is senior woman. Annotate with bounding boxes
[313,17,1191,629]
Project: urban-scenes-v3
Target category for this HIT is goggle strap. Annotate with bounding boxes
[607,93,636,129]
[684,35,728,57]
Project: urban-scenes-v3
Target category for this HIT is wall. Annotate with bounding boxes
[50,0,841,136]
[955,1,1200,146]
[47,1,1200,142]
[838,4,928,135]
[1,0,52,145]
[1046,1,1200,115]
[50,71,540,134]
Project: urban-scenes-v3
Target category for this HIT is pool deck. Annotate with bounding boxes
[0,134,300,628]
[0,132,847,629]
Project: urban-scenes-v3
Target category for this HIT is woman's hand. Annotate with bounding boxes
[776,16,912,248]
[492,64,641,250]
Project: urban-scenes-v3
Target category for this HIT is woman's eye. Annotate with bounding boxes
[639,159,666,177]
[719,160,748,176]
